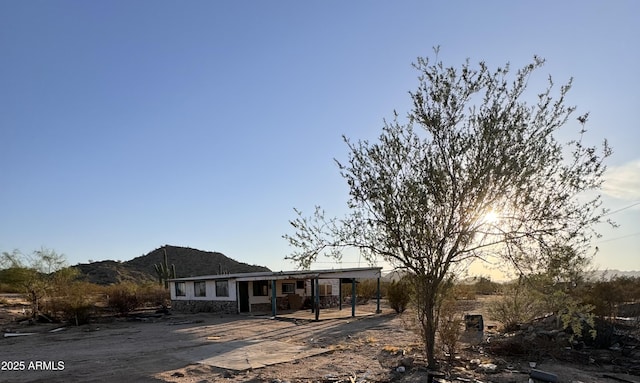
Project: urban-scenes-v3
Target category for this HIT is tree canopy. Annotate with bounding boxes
[284,51,612,365]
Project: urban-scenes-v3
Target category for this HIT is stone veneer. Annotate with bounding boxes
[171,300,237,314]
[250,295,340,313]
[319,295,339,308]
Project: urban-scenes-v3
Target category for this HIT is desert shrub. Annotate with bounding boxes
[138,283,170,307]
[62,303,94,325]
[387,278,411,313]
[437,296,464,360]
[453,283,476,300]
[0,268,26,293]
[490,275,597,341]
[43,271,100,325]
[357,279,379,304]
[528,271,596,341]
[106,282,140,314]
[582,276,640,319]
[37,268,92,324]
[556,291,596,341]
[342,279,378,304]
[488,282,542,331]
[473,276,500,295]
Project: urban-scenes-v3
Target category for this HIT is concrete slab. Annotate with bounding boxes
[175,339,331,370]
[277,308,376,321]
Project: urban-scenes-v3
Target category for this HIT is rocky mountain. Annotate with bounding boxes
[74,245,271,285]
[591,269,640,280]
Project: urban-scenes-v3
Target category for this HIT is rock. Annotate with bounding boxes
[401,357,415,368]
[396,366,406,373]
[478,363,498,373]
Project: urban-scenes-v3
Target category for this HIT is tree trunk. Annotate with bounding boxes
[424,303,437,366]
[421,291,438,367]
[414,276,439,367]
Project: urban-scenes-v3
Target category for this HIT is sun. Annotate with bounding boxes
[483,210,500,224]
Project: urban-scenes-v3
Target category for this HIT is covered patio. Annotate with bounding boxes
[235,267,383,321]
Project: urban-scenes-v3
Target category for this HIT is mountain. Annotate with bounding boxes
[74,260,155,285]
[591,269,640,280]
[74,245,271,285]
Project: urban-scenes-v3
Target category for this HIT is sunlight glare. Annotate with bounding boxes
[483,210,499,224]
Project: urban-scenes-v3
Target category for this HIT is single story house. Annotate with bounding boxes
[169,267,382,320]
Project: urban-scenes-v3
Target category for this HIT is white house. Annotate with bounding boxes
[168,267,382,319]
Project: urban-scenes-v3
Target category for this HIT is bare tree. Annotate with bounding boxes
[283,51,612,366]
[1,248,68,319]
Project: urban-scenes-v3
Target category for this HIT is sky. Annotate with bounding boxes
[1,1,639,276]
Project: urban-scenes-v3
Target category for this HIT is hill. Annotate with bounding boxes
[591,269,640,280]
[74,260,155,285]
[74,245,271,285]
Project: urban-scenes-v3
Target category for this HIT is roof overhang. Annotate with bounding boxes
[169,267,382,282]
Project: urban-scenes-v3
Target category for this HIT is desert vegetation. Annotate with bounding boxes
[1,246,638,380]
[387,270,640,369]
[0,248,170,325]
[285,50,613,366]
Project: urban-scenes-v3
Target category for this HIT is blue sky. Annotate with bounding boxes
[1,1,638,274]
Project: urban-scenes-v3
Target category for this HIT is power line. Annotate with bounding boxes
[596,231,640,244]
[603,201,640,217]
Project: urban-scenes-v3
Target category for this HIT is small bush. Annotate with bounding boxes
[438,297,464,360]
[42,270,98,325]
[61,281,99,325]
[473,276,500,295]
[488,282,542,331]
[387,278,411,314]
[57,300,94,325]
[453,283,476,300]
[582,276,640,319]
[342,279,378,304]
[138,283,170,308]
[357,279,379,304]
[106,282,140,314]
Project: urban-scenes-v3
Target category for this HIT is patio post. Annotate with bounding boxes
[271,279,277,317]
[351,278,356,317]
[376,277,382,314]
[314,278,320,321]
[310,279,315,313]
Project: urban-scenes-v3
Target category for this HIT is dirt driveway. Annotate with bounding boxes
[1,305,416,383]
[2,300,636,383]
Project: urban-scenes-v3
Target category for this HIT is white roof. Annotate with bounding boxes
[169,266,382,282]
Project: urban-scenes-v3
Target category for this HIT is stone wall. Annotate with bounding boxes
[250,303,272,313]
[250,296,287,313]
[172,300,237,314]
[250,295,339,313]
[319,295,339,308]
[300,295,340,309]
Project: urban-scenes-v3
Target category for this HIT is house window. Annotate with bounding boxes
[253,280,269,296]
[282,283,295,294]
[319,284,332,296]
[296,280,305,290]
[194,281,206,297]
[175,282,186,297]
[216,280,229,297]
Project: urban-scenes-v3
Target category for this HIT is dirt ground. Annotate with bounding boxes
[1,295,638,383]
